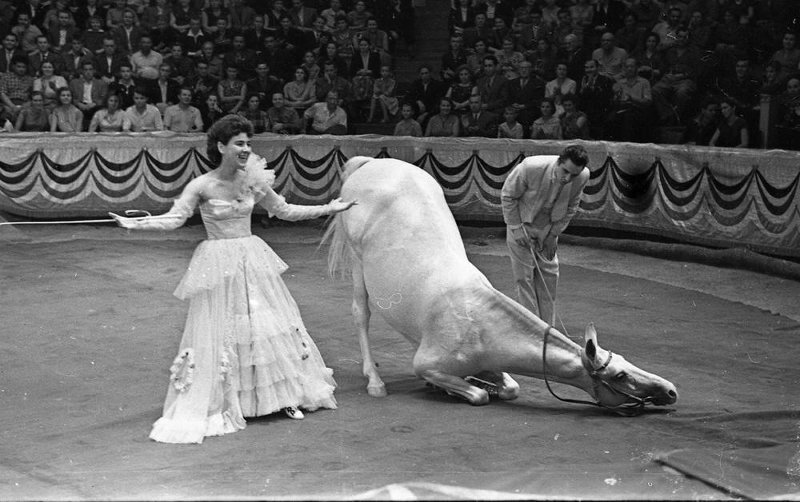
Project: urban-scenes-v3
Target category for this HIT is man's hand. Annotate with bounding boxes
[509,226,530,248]
[542,234,558,260]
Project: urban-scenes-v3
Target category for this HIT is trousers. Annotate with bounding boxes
[507,232,559,325]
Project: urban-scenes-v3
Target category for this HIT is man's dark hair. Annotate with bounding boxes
[558,145,589,167]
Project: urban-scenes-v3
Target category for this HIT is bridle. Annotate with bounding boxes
[542,326,650,417]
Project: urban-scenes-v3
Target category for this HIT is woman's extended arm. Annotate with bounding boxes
[110,177,203,230]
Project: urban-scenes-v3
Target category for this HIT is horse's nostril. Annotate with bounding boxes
[668,390,677,398]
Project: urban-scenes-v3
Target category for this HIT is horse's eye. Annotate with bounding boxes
[614,372,627,380]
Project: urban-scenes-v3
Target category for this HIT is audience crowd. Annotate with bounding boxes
[0,0,798,149]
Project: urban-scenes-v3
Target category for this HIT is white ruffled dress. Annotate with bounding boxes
[149,174,337,444]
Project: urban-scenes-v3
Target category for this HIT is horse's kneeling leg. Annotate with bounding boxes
[417,368,490,406]
[497,372,520,401]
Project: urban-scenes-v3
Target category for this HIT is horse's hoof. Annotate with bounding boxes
[367,384,387,397]
[467,389,490,406]
[498,387,520,400]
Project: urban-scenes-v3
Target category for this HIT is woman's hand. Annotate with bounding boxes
[328,197,357,213]
[108,212,136,229]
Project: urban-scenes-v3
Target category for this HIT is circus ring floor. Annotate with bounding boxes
[0,219,798,501]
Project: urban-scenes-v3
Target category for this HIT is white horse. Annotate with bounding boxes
[323,157,677,414]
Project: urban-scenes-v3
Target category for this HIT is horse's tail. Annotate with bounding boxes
[321,156,373,279]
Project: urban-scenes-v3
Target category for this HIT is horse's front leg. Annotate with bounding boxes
[472,371,520,401]
[412,349,490,406]
[352,262,386,397]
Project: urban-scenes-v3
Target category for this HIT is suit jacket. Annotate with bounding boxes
[145,78,181,106]
[0,48,26,73]
[406,78,446,116]
[290,6,318,29]
[28,50,67,77]
[94,52,128,80]
[476,73,509,114]
[592,1,627,35]
[348,50,381,78]
[111,25,146,55]
[61,48,95,80]
[460,110,499,138]
[501,155,590,240]
[45,26,81,52]
[69,76,109,108]
[507,76,546,124]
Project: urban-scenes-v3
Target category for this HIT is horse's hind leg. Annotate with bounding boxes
[353,262,386,397]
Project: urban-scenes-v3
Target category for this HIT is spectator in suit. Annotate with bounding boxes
[577,58,614,138]
[164,42,194,85]
[476,54,508,116]
[558,33,587,82]
[83,18,108,56]
[111,9,144,56]
[508,60,545,131]
[197,41,224,81]
[74,0,108,32]
[290,0,317,31]
[651,26,700,125]
[228,0,256,32]
[170,0,201,35]
[349,38,380,78]
[46,9,80,54]
[60,37,95,81]
[461,93,498,137]
[461,12,493,51]
[588,0,626,48]
[244,15,270,58]
[109,63,137,109]
[12,12,43,54]
[246,62,283,111]
[94,37,126,84]
[449,0,476,36]
[0,34,25,74]
[262,34,295,84]
[516,8,549,59]
[182,17,207,59]
[222,34,259,83]
[150,15,181,56]
[405,63,446,130]
[69,59,108,129]
[314,60,351,104]
[440,34,468,85]
[274,15,307,63]
[28,36,66,78]
[151,61,182,114]
[476,0,512,26]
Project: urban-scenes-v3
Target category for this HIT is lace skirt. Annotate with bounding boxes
[149,236,337,444]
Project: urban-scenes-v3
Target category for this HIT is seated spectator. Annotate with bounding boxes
[651,27,699,125]
[50,86,83,131]
[222,34,259,82]
[682,97,721,146]
[349,38,381,78]
[60,37,95,82]
[306,17,330,57]
[88,92,130,132]
[46,9,79,55]
[462,13,494,53]
[632,33,664,84]
[615,11,645,54]
[237,94,269,133]
[441,35,468,84]
[498,105,524,138]
[651,7,682,52]
[28,35,66,78]
[274,15,307,61]
[262,34,296,83]
[106,0,132,30]
[0,33,25,75]
[33,61,68,110]
[368,65,398,123]
[164,42,194,86]
[182,17,207,59]
[301,51,321,82]
[496,37,525,76]
[529,37,558,81]
[202,0,229,36]
[709,97,749,148]
[331,16,355,66]
[476,55,509,116]
[123,86,164,131]
[314,60,352,108]
[210,18,233,54]
[608,57,652,142]
[14,90,50,131]
[775,96,800,150]
[350,67,374,121]
[445,64,477,116]
[560,93,590,139]
[557,33,587,82]
[246,62,283,111]
[551,8,578,51]
[760,62,784,97]
[94,37,127,85]
[508,60,545,132]
[320,0,346,32]
[1,56,33,119]
[290,0,318,31]
[111,8,144,55]
[592,32,628,81]
[465,38,490,78]
[460,94,498,137]
[449,0,475,36]
[318,41,348,77]
[199,92,224,131]
[393,101,422,136]
[69,60,108,129]
[217,65,247,115]
[131,35,163,81]
[75,1,108,33]
[770,32,800,83]
[347,1,372,35]
[284,66,316,113]
[545,62,577,117]
[12,12,43,54]
[110,64,137,109]
[304,89,347,134]
[406,64,446,130]
[629,0,659,32]
[148,63,180,115]
[171,0,201,35]
[511,0,542,34]
[487,16,511,53]
[540,0,561,29]
[712,9,749,70]
[164,87,203,132]
[578,58,614,137]
[267,92,303,134]
[530,97,562,139]
[515,9,549,60]
[266,0,287,27]
[197,41,224,81]
[587,0,626,48]
[424,96,460,137]
[360,17,391,67]
[686,10,713,53]
[141,0,172,32]
[190,62,219,107]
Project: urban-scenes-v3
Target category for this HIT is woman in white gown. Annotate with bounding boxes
[110,115,355,444]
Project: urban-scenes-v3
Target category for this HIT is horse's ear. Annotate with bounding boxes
[584,323,598,360]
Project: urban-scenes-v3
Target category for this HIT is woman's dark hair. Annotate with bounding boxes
[206,114,254,166]
[558,144,589,167]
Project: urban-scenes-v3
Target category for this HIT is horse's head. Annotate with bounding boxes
[580,324,678,415]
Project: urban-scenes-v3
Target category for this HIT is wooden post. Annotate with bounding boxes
[759,93,777,149]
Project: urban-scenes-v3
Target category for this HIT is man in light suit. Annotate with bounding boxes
[69,59,108,129]
[501,145,590,325]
